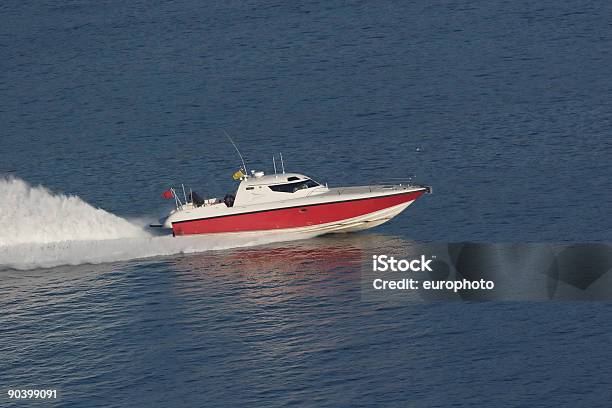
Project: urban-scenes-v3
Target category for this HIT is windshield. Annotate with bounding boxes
[268,179,320,193]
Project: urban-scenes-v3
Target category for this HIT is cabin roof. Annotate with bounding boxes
[242,172,310,186]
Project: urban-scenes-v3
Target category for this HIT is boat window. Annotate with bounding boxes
[287,176,300,181]
[269,179,320,193]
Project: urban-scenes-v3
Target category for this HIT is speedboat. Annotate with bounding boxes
[156,166,431,237]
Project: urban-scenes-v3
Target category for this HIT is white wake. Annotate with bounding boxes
[0,177,309,270]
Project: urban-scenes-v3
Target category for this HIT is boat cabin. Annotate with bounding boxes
[232,171,328,206]
[165,171,328,212]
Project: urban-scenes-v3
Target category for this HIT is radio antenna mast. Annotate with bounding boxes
[223,130,248,174]
[280,152,285,173]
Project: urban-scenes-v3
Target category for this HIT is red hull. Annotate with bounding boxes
[172,190,424,235]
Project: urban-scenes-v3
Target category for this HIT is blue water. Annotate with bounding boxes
[1,0,611,406]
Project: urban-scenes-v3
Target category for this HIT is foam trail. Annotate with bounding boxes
[0,177,311,270]
[0,177,147,246]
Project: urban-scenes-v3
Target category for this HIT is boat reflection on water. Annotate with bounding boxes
[166,233,423,302]
[169,237,612,302]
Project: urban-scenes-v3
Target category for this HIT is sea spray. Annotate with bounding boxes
[0,177,148,246]
[0,177,315,270]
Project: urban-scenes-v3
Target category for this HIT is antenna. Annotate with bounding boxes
[223,130,248,174]
[171,188,179,210]
[273,155,277,175]
[280,152,285,174]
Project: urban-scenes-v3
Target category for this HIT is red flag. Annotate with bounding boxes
[161,190,174,199]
